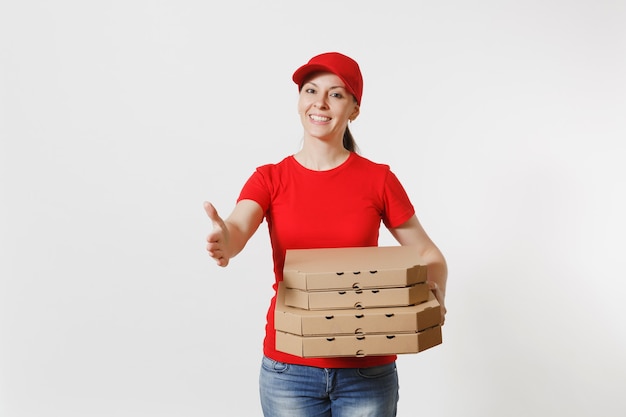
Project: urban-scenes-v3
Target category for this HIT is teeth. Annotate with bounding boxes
[310,115,330,122]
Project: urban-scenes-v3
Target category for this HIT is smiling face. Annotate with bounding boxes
[297,72,360,144]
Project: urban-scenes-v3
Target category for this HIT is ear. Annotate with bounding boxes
[349,104,360,122]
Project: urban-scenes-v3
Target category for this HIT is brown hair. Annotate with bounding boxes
[343,126,359,153]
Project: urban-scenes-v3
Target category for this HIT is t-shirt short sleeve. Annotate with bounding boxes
[381,170,415,228]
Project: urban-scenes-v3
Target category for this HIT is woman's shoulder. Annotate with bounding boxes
[255,155,293,170]
[350,152,391,171]
[252,155,296,179]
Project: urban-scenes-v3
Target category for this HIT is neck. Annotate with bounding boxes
[294,141,350,171]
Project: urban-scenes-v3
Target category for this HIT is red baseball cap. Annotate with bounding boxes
[292,52,363,105]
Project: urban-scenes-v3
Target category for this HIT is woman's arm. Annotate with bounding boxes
[388,215,448,324]
[203,199,264,267]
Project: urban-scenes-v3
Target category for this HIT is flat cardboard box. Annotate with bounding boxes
[275,326,442,358]
[275,282,441,336]
[283,283,430,310]
[283,246,427,291]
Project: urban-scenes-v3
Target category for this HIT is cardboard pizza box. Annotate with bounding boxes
[283,246,427,291]
[275,326,442,358]
[275,282,441,336]
[283,282,430,310]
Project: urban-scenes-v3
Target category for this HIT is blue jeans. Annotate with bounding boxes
[259,356,399,417]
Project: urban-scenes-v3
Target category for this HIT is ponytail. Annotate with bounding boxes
[343,126,359,153]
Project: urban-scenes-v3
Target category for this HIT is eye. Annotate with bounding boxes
[330,92,344,99]
[305,88,316,94]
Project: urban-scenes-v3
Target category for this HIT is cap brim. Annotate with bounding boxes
[292,63,336,85]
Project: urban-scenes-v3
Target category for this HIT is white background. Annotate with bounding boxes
[1,1,625,416]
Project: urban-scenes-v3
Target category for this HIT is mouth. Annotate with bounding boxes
[309,114,331,123]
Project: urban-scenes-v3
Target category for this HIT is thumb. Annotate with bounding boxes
[203,201,224,226]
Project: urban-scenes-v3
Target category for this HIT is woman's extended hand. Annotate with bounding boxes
[204,201,232,267]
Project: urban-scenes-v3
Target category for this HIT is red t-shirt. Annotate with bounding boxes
[237,152,415,368]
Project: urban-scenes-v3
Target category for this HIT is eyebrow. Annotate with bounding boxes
[305,81,347,90]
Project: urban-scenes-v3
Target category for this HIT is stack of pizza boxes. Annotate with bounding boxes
[275,245,442,358]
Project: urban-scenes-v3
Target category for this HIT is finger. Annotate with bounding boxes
[206,230,222,243]
[211,253,229,267]
[203,201,225,227]
[206,243,228,265]
[437,308,445,326]
[203,201,217,220]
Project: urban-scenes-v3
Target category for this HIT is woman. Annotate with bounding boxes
[204,52,447,417]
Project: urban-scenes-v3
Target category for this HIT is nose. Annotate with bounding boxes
[313,94,329,109]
